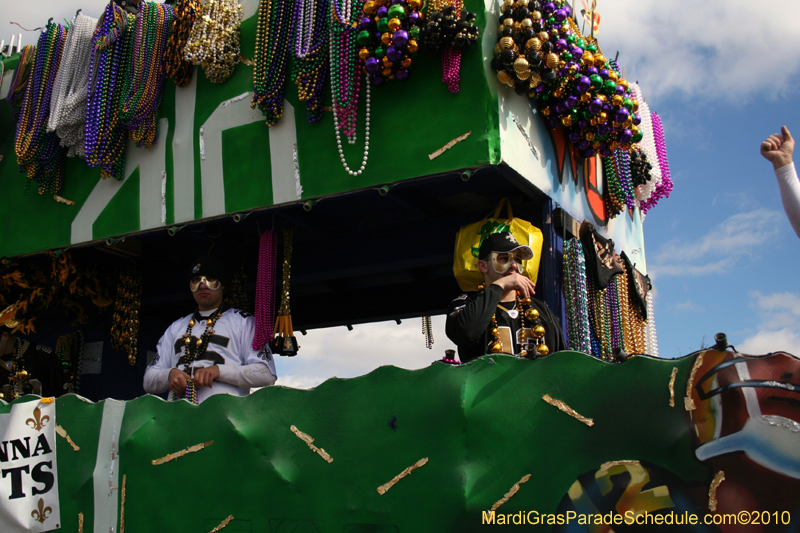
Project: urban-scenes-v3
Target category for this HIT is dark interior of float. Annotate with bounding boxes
[5,163,570,402]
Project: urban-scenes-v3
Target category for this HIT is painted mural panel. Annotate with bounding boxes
[1,350,797,531]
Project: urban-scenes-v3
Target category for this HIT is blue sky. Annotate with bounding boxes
[3,0,799,388]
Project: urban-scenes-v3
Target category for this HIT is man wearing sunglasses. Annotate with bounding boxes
[446,232,564,363]
[143,255,277,403]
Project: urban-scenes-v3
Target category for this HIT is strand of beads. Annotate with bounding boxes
[521,296,549,357]
[421,1,479,93]
[602,150,624,218]
[181,305,227,370]
[330,0,370,175]
[622,269,647,355]
[5,45,36,109]
[176,305,227,403]
[85,3,135,180]
[184,381,198,403]
[292,0,330,123]
[164,0,200,87]
[120,2,175,148]
[615,148,635,210]
[422,316,434,348]
[14,22,67,195]
[330,0,364,144]
[606,275,622,353]
[583,266,602,358]
[641,112,673,212]
[645,291,658,357]
[48,13,97,159]
[252,230,278,350]
[110,266,142,365]
[592,285,610,360]
[56,330,84,394]
[272,229,297,354]
[562,239,591,353]
[331,72,370,176]
[184,0,243,84]
[629,82,660,209]
[251,0,294,126]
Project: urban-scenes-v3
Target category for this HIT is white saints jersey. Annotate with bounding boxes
[144,308,277,403]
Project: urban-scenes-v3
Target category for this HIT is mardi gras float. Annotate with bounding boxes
[0,0,798,531]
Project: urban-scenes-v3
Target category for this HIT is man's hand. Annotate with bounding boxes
[492,271,536,299]
[168,368,191,396]
[761,125,794,170]
[192,365,220,388]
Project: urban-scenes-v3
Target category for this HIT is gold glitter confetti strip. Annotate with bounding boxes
[56,425,80,451]
[708,471,725,512]
[428,131,471,160]
[685,353,704,411]
[120,474,126,533]
[78,512,84,533]
[377,457,429,495]
[239,55,254,66]
[209,515,234,533]
[542,394,594,427]
[151,440,214,465]
[290,425,333,463]
[490,474,532,511]
[54,195,76,206]
[669,367,678,407]
[598,460,640,474]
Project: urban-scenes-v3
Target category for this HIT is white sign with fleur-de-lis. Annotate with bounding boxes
[0,400,60,533]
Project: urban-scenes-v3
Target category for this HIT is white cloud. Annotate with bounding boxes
[599,0,800,101]
[737,290,800,355]
[275,315,458,389]
[738,328,800,356]
[650,208,784,276]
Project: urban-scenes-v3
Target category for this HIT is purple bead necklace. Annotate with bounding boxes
[85,2,134,180]
[14,22,67,195]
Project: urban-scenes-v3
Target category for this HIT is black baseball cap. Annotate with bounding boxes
[478,232,534,260]
[189,255,229,287]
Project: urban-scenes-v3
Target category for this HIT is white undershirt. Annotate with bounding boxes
[775,162,800,238]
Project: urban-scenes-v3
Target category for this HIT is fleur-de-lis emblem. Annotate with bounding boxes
[31,498,52,524]
[26,406,50,432]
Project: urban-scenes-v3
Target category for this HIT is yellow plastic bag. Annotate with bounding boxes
[453,198,543,291]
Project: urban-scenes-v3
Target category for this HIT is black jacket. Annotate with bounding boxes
[445,284,565,363]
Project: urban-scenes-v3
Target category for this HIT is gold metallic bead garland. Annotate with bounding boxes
[617,261,646,354]
[584,257,648,360]
[273,229,297,355]
[480,284,548,358]
[183,0,243,84]
[110,266,142,365]
[164,0,201,87]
